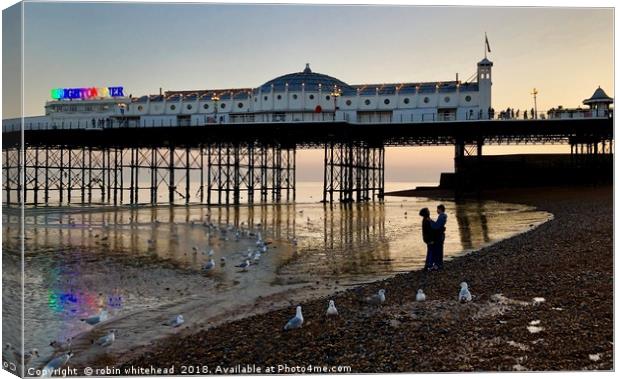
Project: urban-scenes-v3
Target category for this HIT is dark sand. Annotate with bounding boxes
[105,185,611,372]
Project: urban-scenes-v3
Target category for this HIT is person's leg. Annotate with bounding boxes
[437,236,445,269]
[424,244,434,270]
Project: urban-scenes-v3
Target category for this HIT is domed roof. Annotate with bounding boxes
[259,64,353,92]
[583,86,613,105]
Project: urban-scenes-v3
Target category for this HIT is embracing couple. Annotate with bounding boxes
[419,204,447,271]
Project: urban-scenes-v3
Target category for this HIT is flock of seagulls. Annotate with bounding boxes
[282,282,473,331]
[193,223,280,275]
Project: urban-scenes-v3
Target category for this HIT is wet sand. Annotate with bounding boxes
[96,185,612,372]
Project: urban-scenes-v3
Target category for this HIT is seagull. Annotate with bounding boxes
[253,252,261,262]
[93,330,116,347]
[41,352,73,377]
[236,260,251,271]
[5,344,39,364]
[416,289,426,302]
[326,300,338,316]
[459,282,472,303]
[283,306,304,330]
[220,257,227,264]
[208,249,214,257]
[204,258,215,271]
[49,337,73,352]
[365,289,386,305]
[81,309,108,325]
[164,315,185,327]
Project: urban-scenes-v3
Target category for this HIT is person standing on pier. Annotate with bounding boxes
[430,204,447,270]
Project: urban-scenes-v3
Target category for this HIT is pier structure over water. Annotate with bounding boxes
[2,116,613,206]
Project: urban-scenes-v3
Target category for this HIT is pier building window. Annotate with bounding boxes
[365,99,371,105]
[384,99,390,105]
[404,98,410,104]
[309,94,315,100]
[254,97,258,102]
[346,100,352,106]
[237,102,243,108]
[138,106,144,111]
[187,104,192,110]
[444,96,450,103]
[325,95,331,100]
[220,103,226,109]
[293,94,298,99]
[277,95,282,100]
[170,105,176,110]
[203,104,209,109]
[264,96,268,101]
[423,97,430,103]
[465,95,472,102]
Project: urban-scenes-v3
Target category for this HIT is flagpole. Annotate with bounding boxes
[484,32,487,59]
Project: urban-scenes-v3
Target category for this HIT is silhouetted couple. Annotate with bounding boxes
[419,204,447,271]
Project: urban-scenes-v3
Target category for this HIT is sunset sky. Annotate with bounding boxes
[2,2,614,182]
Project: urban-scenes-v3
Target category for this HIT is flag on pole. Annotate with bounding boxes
[485,33,491,53]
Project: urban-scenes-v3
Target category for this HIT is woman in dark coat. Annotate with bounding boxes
[419,207,436,270]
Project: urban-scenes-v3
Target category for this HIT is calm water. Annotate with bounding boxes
[2,182,552,370]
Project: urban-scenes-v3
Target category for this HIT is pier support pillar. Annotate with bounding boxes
[323,141,384,203]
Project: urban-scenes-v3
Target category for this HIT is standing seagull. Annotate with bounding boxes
[81,309,108,325]
[326,300,338,317]
[236,260,251,271]
[459,282,472,303]
[365,289,386,305]
[416,289,426,302]
[164,315,185,328]
[49,338,72,352]
[93,330,116,347]
[203,259,215,271]
[5,344,39,365]
[41,352,73,377]
[283,306,304,330]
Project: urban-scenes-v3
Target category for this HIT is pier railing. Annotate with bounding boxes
[2,109,612,134]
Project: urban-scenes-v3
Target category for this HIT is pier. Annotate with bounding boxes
[2,117,613,206]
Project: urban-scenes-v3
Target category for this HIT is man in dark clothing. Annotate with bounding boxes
[430,204,447,270]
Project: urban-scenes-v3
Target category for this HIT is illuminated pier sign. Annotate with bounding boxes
[51,86,124,100]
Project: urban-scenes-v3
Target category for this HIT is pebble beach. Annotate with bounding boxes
[99,185,612,372]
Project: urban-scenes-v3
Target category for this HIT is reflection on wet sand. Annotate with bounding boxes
[3,197,551,371]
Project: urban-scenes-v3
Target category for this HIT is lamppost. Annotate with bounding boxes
[531,88,538,120]
[330,86,342,121]
[212,94,220,124]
